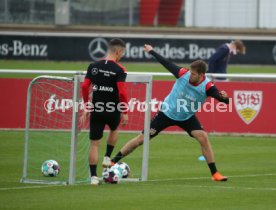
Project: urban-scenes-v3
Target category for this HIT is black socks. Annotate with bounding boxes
[105,144,114,157]
[208,162,217,175]
[90,164,97,177]
[111,151,124,163]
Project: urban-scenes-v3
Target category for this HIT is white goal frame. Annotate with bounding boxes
[21,74,153,185]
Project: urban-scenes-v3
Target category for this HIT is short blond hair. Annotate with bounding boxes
[233,40,246,54]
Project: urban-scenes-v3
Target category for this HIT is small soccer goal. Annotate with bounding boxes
[21,74,152,185]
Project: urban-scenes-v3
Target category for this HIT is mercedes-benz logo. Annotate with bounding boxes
[91,68,98,75]
[272,44,276,63]
[88,38,108,61]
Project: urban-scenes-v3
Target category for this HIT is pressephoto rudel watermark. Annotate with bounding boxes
[44,96,232,114]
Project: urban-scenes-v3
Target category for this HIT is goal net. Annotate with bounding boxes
[21,74,152,185]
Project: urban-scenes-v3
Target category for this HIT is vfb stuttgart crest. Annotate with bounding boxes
[234,91,263,125]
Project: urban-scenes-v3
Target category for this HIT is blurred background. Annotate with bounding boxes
[0,0,275,28]
[0,0,276,65]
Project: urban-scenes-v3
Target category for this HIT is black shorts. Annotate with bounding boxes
[143,111,203,138]
[89,112,121,140]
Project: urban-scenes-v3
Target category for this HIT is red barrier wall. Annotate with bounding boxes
[0,79,29,128]
[0,78,275,134]
[200,82,275,134]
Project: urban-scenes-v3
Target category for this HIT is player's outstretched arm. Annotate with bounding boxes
[206,84,229,104]
[144,44,183,78]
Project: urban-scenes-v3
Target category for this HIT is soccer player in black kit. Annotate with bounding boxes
[81,38,128,185]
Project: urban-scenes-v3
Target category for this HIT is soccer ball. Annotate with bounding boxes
[41,160,60,177]
[114,162,130,178]
[102,166,122,184]
[102,162,130,184]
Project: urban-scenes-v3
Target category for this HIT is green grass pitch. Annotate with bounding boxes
[0,60,276,209]
[0,131,276,210]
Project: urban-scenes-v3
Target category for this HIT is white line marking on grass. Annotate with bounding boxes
[1,173,276,191]
[187,185,276,191]
[0,185,63,191]
[228,173,276,178]
[147,173,276,191]
[148,173,276,182]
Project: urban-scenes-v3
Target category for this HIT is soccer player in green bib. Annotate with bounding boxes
[112,44,229,181]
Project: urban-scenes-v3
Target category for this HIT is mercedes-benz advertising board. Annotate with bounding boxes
[0,33,276,64]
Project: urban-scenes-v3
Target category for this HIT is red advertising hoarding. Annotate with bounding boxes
[0,78,275,134]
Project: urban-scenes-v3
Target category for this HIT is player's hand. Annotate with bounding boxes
[121,114,128,126]
[144,44,153,53]
[220,90,228,99]
[80,111,90,127]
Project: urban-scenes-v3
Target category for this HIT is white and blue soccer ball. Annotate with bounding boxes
[114,162,130,178]
[102,166,121,184]
[41,160,60,177]
[102,162,130,184]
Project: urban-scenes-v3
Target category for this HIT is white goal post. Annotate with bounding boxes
[21,73,153,185]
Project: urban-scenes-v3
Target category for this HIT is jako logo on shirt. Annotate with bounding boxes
[99,86,113,92]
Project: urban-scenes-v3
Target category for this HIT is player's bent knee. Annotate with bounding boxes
[201,131,208,139]
[193,130,208,143]
[90,140,101,147]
